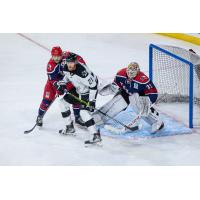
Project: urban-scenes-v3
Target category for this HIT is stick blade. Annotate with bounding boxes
[24,124,37,134]
[24,130,32,134]
[129,126,139,132]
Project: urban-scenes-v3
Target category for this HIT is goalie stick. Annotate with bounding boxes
[104,112,142,134]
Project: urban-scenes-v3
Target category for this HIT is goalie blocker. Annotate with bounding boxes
[93,62,164,133]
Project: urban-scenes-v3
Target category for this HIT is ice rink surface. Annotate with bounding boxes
[0,33,200,165]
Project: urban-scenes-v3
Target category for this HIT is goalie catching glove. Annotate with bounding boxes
[99,82,121,96]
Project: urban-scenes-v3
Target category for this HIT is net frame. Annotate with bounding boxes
[149,44,196,128]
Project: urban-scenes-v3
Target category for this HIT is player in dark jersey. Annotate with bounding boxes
[56,53,102,145]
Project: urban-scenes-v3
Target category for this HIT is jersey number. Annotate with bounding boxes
[146,83,153,89]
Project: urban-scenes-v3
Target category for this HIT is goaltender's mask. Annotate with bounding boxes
[126,62,140,80]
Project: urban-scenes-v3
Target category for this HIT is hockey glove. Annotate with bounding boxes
[86,100,96,112]
[99,82,121,96]
[53,82,65,95]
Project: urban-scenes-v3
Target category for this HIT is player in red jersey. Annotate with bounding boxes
[36,46,85,127]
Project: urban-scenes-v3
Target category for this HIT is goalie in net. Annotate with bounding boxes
[93,62,164,133]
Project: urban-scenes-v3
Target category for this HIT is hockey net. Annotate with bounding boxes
[149,44,200,128]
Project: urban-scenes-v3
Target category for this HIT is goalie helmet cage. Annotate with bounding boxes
[149,44,200,128]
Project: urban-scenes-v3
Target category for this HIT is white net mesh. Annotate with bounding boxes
[151,45,200,127]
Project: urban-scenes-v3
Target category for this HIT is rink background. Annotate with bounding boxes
[1,0,200,200]
[1,33,200,166]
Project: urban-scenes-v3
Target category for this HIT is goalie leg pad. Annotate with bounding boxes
[143,107,164,132]
[129,93,151,116]
[142,107,161,125]
[92,93,128,125]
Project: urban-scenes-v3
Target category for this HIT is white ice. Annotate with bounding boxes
[0,33,200,165]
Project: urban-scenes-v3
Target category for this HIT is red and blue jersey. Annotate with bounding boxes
[39,51,85,117]
[47,59,63,83]
[114,68,158,103]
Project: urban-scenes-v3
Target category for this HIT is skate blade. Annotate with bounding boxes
[59,130,76,136]
[63,133,76,137]
[75,124,87,130]
[84,141,103,148]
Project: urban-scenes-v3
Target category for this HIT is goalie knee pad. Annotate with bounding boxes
[129,93,141,114]
[129,93,151,116]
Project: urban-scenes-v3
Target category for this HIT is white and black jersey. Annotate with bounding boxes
[61,61,98,101]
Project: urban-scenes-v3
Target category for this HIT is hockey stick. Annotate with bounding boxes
[24,95,58,134]
[24,123,37,134]
[104,111,142,134]
[66,91,139,132]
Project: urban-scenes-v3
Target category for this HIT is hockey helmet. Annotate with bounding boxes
[65,53,77,62]
[51,46,63,56]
